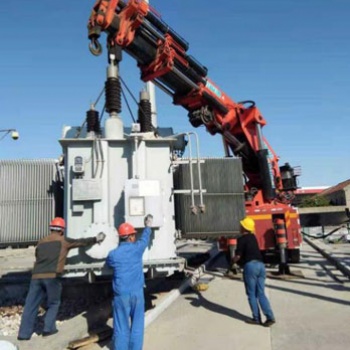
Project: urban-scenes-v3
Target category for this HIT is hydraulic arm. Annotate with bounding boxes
[88,0,298,206]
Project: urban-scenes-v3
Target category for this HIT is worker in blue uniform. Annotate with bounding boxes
[106,214,153,350]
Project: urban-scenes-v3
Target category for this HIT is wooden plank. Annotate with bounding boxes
[67,328,113,349]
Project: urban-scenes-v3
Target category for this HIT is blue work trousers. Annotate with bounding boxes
[18,278,62,339]
[112,291,145,350]
[243,260,275,322]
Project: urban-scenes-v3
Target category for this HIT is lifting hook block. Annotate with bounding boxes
[89,38,102,56]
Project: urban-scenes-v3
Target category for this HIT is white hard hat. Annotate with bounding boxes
[0,341,18,350]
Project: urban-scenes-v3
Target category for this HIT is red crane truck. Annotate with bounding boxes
[86,0,303,273]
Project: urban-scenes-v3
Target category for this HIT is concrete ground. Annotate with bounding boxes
[144,242,350,350]
[70,240,350,350]
[0,241,213,350]
[1,240,350,350]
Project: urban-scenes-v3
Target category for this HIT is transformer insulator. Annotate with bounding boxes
[105,77,122,113]
[86,109,101,134]
[138,98,152,132]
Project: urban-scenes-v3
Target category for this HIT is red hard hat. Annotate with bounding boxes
[50,217,66,231]
[118,222,136,236]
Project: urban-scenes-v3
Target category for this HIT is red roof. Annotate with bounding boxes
[319,179,350,196]
[295,187,328,195]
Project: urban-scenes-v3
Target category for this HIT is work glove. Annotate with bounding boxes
[144,214,153,228]
[96,232,106,243]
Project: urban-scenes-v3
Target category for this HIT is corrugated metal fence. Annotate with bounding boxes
[0,159,62,246]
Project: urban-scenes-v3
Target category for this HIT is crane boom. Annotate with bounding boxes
[88,0,299,204]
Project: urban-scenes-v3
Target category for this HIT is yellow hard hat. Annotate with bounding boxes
[240,217,255,233]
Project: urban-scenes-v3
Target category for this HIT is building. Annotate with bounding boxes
[293,186,329,207]
[318,179,350,207]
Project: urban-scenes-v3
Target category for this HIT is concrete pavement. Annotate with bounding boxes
[144,242,350,350]
[2,240,350,350]
[144,258,272,350]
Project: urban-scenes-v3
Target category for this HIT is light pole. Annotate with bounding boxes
[0,129,20,141]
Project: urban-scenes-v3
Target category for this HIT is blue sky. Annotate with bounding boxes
[1,0,349,187]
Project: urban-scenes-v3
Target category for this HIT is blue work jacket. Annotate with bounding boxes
[106,227,152,296]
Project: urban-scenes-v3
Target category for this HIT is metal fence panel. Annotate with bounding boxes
[0,159,60,246]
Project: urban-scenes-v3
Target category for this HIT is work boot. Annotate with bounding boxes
[245,318,261,325]
[42,329,59,337]
[263,319,276,327]
[17,336,30,341]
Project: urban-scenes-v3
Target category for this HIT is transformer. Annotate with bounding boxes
[60,122,186,278]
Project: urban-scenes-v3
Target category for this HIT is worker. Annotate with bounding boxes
[232,216,276,327]
[17,217,106,341]
[106,214,153,350]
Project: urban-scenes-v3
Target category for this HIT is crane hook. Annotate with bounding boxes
[89,38,102,56]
